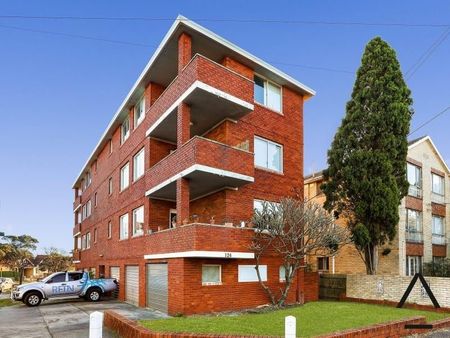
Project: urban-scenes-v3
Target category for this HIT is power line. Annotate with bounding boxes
[406,27,450,80]
[0,15,449,28]
[0,23,153,47]
[409,105,450,136]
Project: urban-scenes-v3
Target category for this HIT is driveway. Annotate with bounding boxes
[0,293,167,338]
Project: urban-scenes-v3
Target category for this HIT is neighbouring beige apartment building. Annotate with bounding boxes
[305,136,450,276]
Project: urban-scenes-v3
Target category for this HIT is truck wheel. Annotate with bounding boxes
[24,292,42,307]
[87,287,102,302]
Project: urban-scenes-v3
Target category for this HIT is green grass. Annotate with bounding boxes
[0,298,14,307]
[139,301,448,337]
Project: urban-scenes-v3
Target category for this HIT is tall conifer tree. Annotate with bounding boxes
[322,37,413,274]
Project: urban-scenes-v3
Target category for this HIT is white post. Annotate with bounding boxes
[89,311,104,338]
[285,315,296,338]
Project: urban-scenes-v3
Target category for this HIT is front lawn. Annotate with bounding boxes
[0,298,14,307]
[140,301,448,337]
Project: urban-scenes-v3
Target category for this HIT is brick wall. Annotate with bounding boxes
[347,274,450,308]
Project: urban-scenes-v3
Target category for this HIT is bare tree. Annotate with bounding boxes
[251,198,348,307]
[39,248,72,273]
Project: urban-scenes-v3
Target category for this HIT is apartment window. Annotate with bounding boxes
[406,209,423,243]
[432,215,445,245]
[238,265,267,282]
[133,148,145,181]
[254,199,280,213]
[86,171,92,187]
[77,236,81,250]
[132,206,144,237]
[119,213,129,240]
[318,257,330,271]
[108,221,112,239]
[134,97,145,127]
[406,255,422,276]
[108,177,113,195]
[94,192,98,207]
[254,136,283,172]
[202,265,221,285]
[120,163,130,191]
[432,173,445,204]
[81,234,86,250]
[407,163,422,197]
[86,200,92,218]
[86,232,91,249]
[82,205,87,220]
[121,118,130,144]
[254,75,282,112]
[279,265,293,282]
[94,228,97,243]
[77,211,81,224]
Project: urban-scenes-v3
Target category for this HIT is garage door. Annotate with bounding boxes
[125,266,139,306]
[110,266,120,281]
[146,264,168,313]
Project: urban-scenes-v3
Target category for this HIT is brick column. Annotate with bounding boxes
[176,177,190,225]
[177,102,190,148]
[178,33,192,73]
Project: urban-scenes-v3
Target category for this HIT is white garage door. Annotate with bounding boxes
[146,264,168,313]
[110,267,120,281]
[125,266,139,306]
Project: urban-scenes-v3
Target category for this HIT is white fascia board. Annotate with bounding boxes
[73,204,82,212]
[144,250,255,260]
[145,164,254,196]
[408,136,450,174]
[146,80,254,137]
[73,232,81,237]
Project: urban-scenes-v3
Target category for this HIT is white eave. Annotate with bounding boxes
[144,250,255,260]
[72,14,315,188]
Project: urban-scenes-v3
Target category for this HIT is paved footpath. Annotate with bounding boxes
[0,293,166,338]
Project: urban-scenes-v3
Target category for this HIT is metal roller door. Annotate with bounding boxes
[125,266,139,306]
[110,267,120,298]
[146,264,168,313]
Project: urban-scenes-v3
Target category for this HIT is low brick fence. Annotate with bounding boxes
[346,274,450,308]
[104,310,450,338]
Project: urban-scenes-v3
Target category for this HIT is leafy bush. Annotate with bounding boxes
[423,259,450,277]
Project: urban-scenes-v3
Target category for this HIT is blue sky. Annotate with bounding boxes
[0,1,449,253]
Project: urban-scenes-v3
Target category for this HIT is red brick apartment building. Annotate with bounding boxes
[72,16,317,315]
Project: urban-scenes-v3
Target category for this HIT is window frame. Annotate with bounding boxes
[201,264,222,286]
[238,265,267,282]
[119,213,129,240]
[133,148,145,181]
[108,221,112,239]
[406,163,422,197]
[432,173,445,196]
[132,206,144,237]
[317,257,330,271]
[86,232,91,249]
[134,96,146,128]
[120,162,130,191]
[121,117,130,144]
[108,177,113,195]
[253,74,283,113]
[254,136,283,173]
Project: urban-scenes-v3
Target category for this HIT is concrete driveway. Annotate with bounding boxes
[0,293,167,338]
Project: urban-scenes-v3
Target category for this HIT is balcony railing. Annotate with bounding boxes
[408,185,422,198]
[432,234,446,245]
[406,230,423,243]
[73,195,82,211]
[431,192,445,205]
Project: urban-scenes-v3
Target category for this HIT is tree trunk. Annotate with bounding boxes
[19,268,24,284]
[364,244,378,275]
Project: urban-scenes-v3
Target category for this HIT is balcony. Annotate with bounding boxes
[146,54,254,143]
[431,192,445,205]
[73,250,81,262]
[73,224,81,237]
[432,234,446,245]
[406,230,423,243]
[408,185,422,198]
[145,136,254,201]
[143,223,255,259]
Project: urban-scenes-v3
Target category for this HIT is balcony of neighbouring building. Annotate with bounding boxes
[145,136,254,201]
[73,195,82,211]
[406,229,423,243]
[143,223,255,260]
[146,54,254,143]
[73,224,81,237]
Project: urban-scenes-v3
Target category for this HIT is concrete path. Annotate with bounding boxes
[0,293,167,338]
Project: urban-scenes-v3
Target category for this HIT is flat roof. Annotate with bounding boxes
[72,15,315,188]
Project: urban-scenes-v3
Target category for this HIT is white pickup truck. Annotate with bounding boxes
[11,271,117,306]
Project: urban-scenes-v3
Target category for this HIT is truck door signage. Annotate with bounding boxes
[52,285,75,294]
